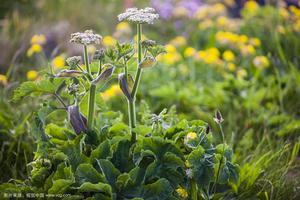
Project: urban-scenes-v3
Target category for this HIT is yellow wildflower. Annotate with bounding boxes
[198,19,213,30]
[237,68,247,79]
[31,34,46,45]
[101,84,122,101]
[162,52,181,65]
[186,132,197,141]
[215,31,239,45]
[238,35,248,44]
[116,22,131,32]
[194,6,209,20]
[184,47,196,58]
[27,44,42,57]
[212,3,226,15]
[227,62,236,71]
[176,187,188,199]
[240,44,255,56]
[222,50,235,62]
[244,0,259,12]
[249,37,261,46]
[216,16,229,28]
[196,49,220,65]
[294,19,300,32]
[26,70,38,81]
[52,55,65,69]
[290,6,300,18]
[0,74,7,85]
[170,36,186,47]
[253,56,270,69]
[207,47,220,57]
[165,44,177,54]
[279,8,290,20]
[103,36,117,47]
[277,25,286,34]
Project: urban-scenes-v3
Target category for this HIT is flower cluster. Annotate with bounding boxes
[70,30,102,45]
[66,56,81,67]
[118,7,159,24]
[27,34,46,57]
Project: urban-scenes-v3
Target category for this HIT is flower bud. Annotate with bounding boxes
[213,109,224,124]
[92,64,115,84]
[139,56,156,69]
[118,73,133,101]
[68,105,87,134]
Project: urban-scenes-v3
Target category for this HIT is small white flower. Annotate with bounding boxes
[118,7,159,24]
[70,30,102,45]
[186,168,193,179]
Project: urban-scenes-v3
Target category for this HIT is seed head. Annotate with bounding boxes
[214,109,224,124]
[118,7,159,24]
[70,30,102,45]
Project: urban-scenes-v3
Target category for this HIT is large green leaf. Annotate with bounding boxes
[90,140,112,164]
[60,135,87,170]
[77,182,112,195]
[141,137,183,160]
[75,163,105,185]
[31,167,51,187]
[142,178,173,200]
[13,79,61,102]
[53,163,73,180]
[45,123,68,140]
[48,179,74,194]
[164,120,188,139]
[111,139,134,172]
[144,153,184,188]
[187,147,215,188]
[97,159,121,189]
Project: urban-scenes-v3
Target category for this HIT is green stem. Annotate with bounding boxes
[124,60,128,78]
[97,60,102,76]
[87,84,96,128]
[212,123,226,195]
[83,45,91,74]
[127,23,142,143]
[128,99,136,143]
[191,180,198,200]
[131,23,142,97]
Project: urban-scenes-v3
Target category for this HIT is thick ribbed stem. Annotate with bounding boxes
[191,180,198,200]
[131,23,142,97]
[83,45,91,74]
[128,99,136,143]
[87,84,96,128]
[128,23,142,143]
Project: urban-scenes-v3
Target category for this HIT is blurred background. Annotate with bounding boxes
[0,0,299,78]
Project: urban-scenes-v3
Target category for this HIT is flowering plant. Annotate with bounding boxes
[1,6,239,200]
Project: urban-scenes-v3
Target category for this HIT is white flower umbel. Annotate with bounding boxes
[118,7,159,24]
[70,30,102,45]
